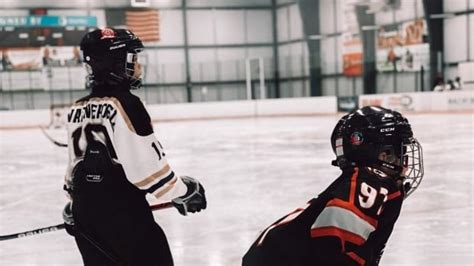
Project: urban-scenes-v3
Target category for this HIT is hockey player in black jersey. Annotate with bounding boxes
[242,106,424,266]
[62,28,206,265]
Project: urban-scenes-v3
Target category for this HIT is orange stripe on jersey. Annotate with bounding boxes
[310,226,366,246]
[134,164,171,187]
[346,251,366,266]
[387,190,401,201]
[326,198,378,228]
[349,168,359,204]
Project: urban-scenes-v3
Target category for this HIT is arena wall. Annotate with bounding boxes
[0,91,472,130]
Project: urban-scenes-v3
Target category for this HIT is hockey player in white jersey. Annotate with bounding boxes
[62,28,207,265]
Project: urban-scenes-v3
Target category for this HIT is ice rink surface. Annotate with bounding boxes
[0,112,473,265]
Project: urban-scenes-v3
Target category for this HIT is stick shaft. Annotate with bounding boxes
[0,202,173,241]
[78,231,119,263]
[0,223,65,241]
[150,201,174,211]
[40,127,68,147]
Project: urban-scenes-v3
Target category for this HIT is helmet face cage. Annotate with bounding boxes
[125,50,142,90]
[401,138,424,197]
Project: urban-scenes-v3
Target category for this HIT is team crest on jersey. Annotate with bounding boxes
[350,132,364,145]
[100,28,115,39]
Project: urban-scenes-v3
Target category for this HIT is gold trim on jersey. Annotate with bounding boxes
[134,164,171,188]
[73,97,136,133]
[152,176,178,198]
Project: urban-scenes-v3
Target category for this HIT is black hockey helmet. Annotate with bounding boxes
[331,106,424,197]
[80,28,144,89]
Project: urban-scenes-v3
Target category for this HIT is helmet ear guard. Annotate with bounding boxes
[331,106,424,198]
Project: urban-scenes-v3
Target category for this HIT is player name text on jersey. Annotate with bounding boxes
[67,103,118,124]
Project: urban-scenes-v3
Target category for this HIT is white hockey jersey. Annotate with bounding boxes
[64,92,187,203]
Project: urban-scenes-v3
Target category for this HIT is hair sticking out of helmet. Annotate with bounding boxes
[330,106,424,198]
[80,28,144,90]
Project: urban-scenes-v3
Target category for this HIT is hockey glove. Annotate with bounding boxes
[172,176,207,216]
[62,202,76,236]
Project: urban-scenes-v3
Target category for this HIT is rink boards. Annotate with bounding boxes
[0,90,472,130]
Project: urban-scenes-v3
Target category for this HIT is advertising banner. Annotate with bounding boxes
[0,16,97,28]
[1,48,42,71]
[41,46,82,67]
[337,96,359,112]
[377,19,429,72]
[342,0,363,76]
[1,47,85,91]
[359,91,474,113]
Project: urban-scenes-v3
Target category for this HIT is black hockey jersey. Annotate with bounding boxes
[242,167,404,266]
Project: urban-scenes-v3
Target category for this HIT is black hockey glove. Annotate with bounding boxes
[172,176,207,216]
[62,202,76,236]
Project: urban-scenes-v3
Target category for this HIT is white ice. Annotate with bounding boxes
[0,113,473,265]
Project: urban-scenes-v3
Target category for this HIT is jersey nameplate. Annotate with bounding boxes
[68,103,118,125]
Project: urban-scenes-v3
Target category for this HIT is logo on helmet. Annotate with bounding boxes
[350,132,364,145]
[100,28,116,40]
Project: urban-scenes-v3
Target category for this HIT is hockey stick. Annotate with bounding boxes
[77,201,173,263]
[39,126,68,147]
[0,201,173,241]
[0,223,65,241]
[78,230,119,264]
[151,201,173,210]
